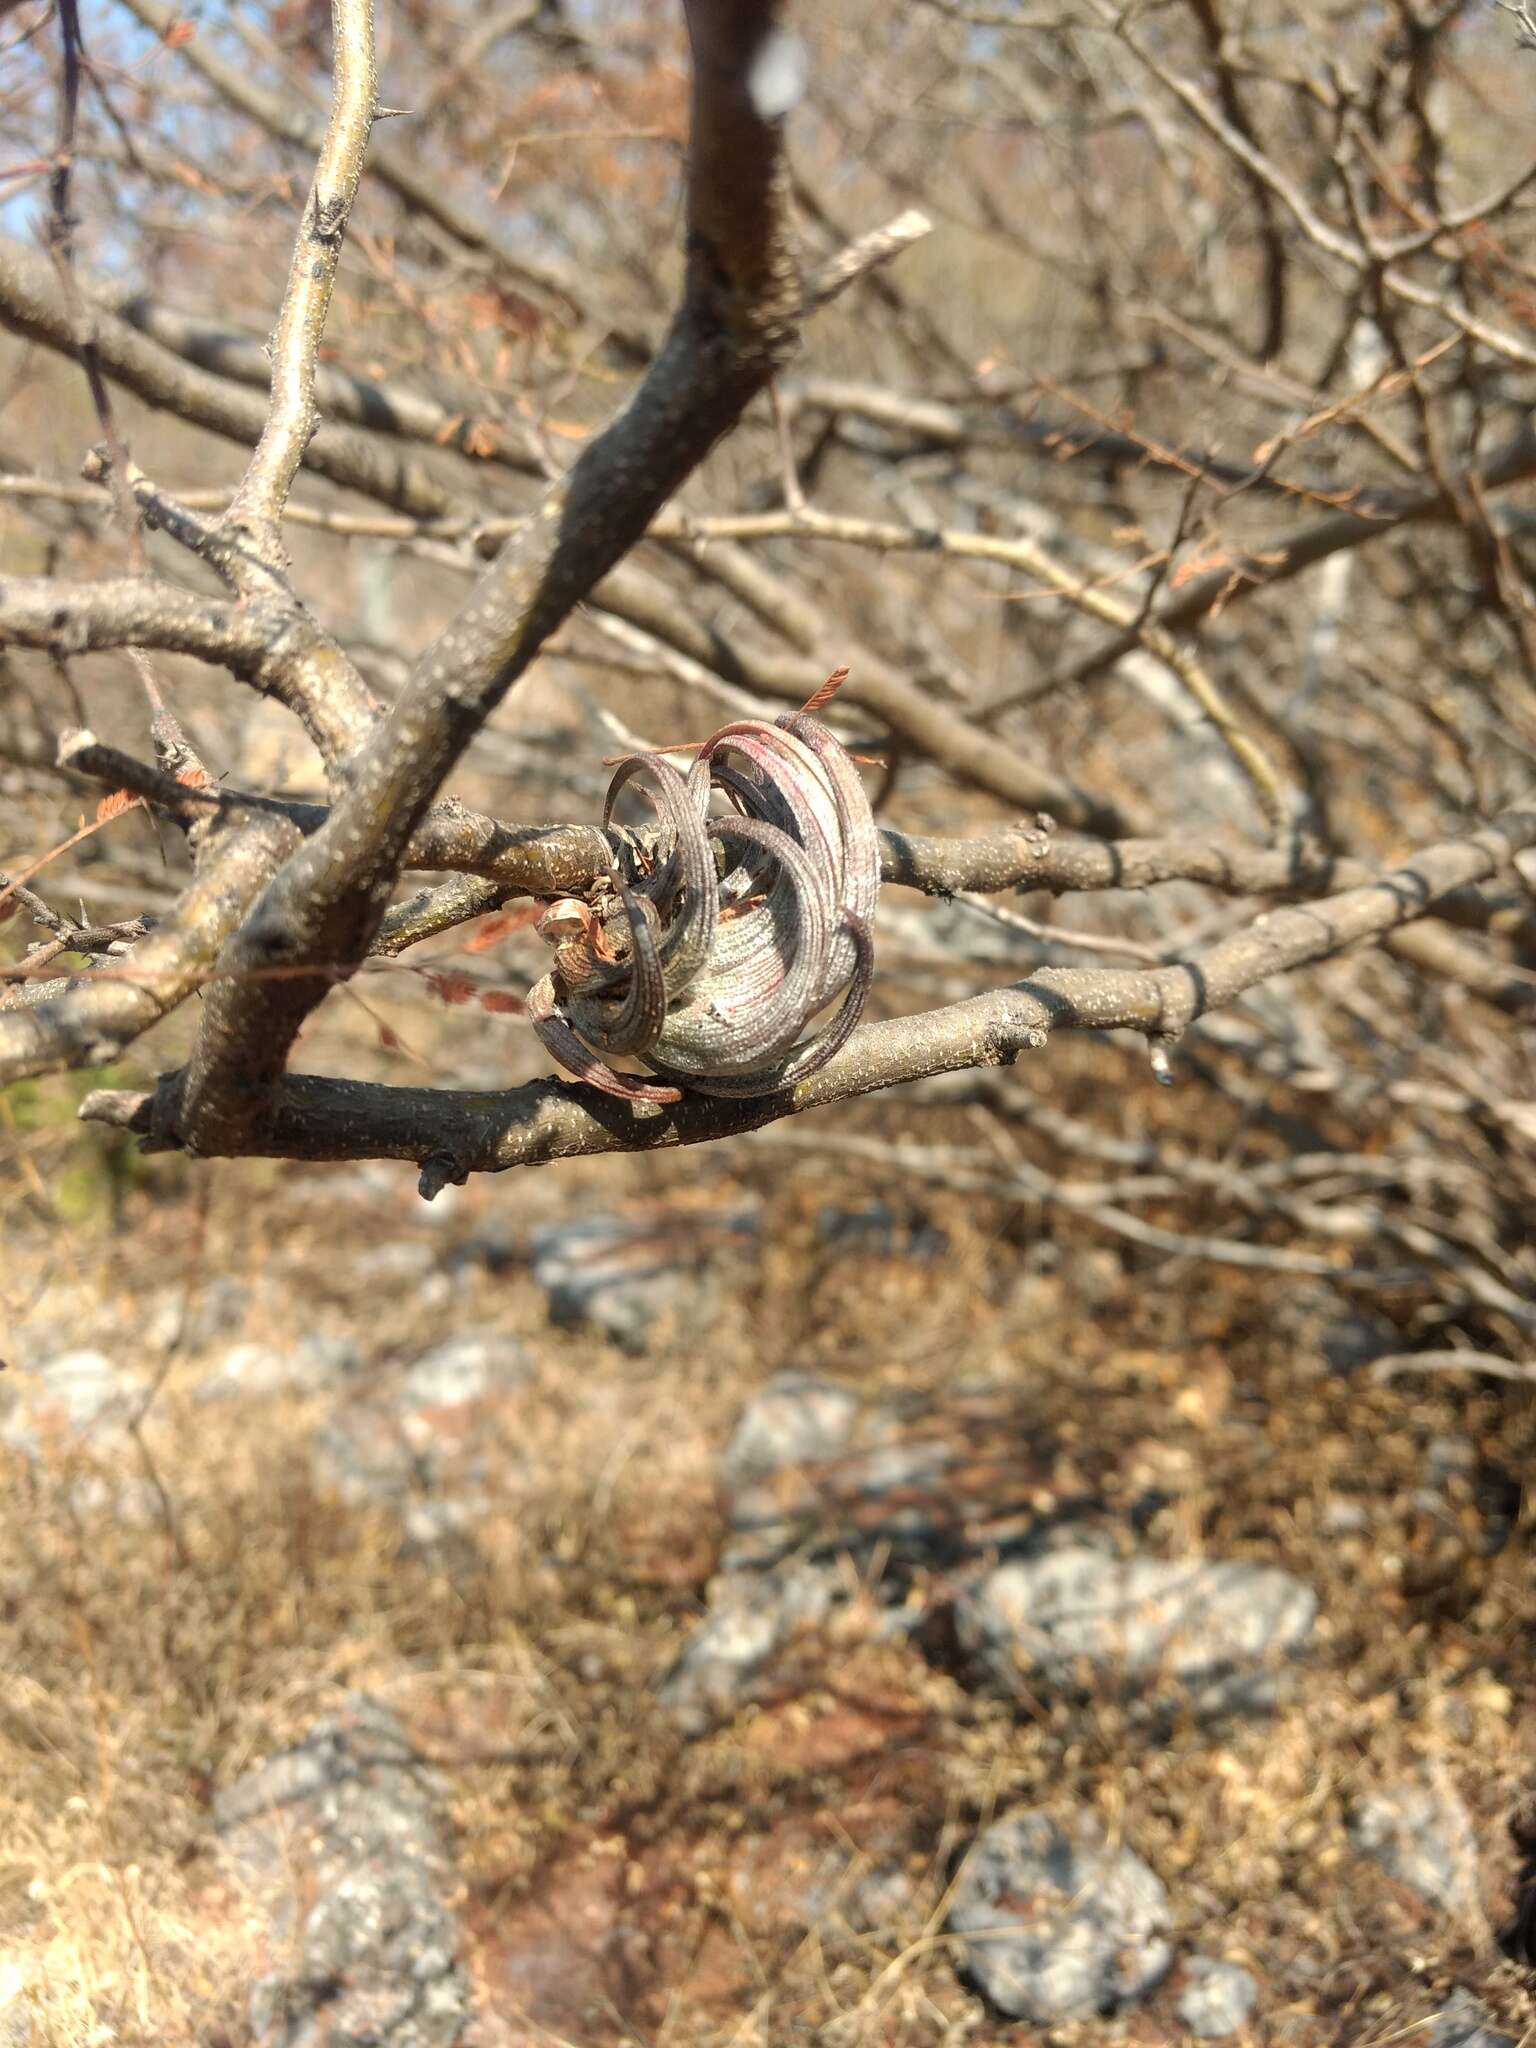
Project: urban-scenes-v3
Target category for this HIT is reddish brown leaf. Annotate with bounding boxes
[798,665,850,715]
[427,970,477,1007]
[477,989,525,1015]
[463,904,542,953]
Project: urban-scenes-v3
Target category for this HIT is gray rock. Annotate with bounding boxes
[1320,1307,1397,1375]
[1176,1958,1258,2038]
[144,1274,251,1352]
[2,1349,131,1444]
[398,1330,528,1413]
[198,1335,363,1402]
[719,1372,859,1494]
[957,1548,1316,1716]
[1412,1434,1477,1520]
[216,1693,473,2048]
[1351,1774,1480,1913]
[816,1204,948,1260]
[531,1209,755,1353]
[351,1240,451,1310]
[297,1162,403,1207]
[1,1354,151,1518]
[311,1343,523,1566]
[312,1406,427,1512]
[947,1809,1172,2022]
[793,1846,918,1936]
[657,1563,836,1734]
[1427,1990,1517,2048]
[355,1240,439,1285]
[845,1860,917,1933]
[719,1382,1106,1598]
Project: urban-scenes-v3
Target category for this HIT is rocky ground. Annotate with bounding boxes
[0,1138,1532,2046]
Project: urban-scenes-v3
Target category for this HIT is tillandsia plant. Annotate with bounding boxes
[528,711,879,1101]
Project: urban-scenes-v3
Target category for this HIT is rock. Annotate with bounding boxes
[444,1224,518,1277]
[1351,1773,1480,1913]
[144,1274,251,1351]
[717,1380,1106,1606]
[531,1209,755,1353]
[816,1204,947,1260]
[1,1349,131,1448]
[216,1693,473,2048]
[197,1335,363,1402]
[719,1372,860,1495]
[1427,1990,1516,2048]
[311,1335,529,1565]
[657,1563,836,1734]
[946,1809,1172,2022]
[355,1240,439,1284]
[352,1240,450,1308]
[818,1857,916,1934]
[398,1330,528,1412]
[298,1163,403,1208]
[843,1859,917,1933]
[0,1351,160,1519]
[1177,1958,1258,2038]
[313,1406,429,1513]
[1411,1438,1520,1558]
[1319,1307,1397,1375]
[957,1548,1317,1717]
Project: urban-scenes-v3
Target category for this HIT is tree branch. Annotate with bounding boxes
[105,0,812,1154]
[77,809,1536,1188]
[220,0,378,569]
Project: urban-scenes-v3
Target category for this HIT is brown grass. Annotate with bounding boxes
[1,1080,1533,2047]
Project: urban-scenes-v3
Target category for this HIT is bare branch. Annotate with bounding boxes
[115,0,616,341]
[90,0,817,1154]
[0,811,299,1081]
[0,569,379,766]
[220,0,378,568]
[0,234,464,526]
[78,809,1536,1185]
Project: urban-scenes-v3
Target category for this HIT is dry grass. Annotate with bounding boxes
[1,1076,1533,2047]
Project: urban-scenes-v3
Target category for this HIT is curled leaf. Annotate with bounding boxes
[525,709,879,1099]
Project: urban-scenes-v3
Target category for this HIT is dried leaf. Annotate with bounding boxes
[463,903,542,953]
[462,421,502,459]
[426,970,477,1007]
[798,665,850,716]
[478,989,524,1015]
